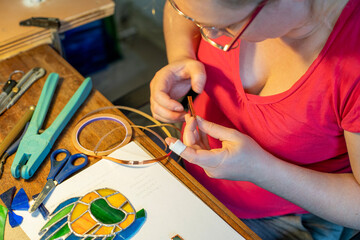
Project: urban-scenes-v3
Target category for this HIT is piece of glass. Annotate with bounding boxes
[64,233,83,240]
[122,202,134,214]
[114,213,146,240]
[90,199,125,224]
[80,192,99,204]
[52,197,79,215]
[107,193,127,209]
[0,187,16,209]
[41,204,73,231]
[94,225,113,235]
[11,188,29,211]
[119,213,135,229]
[85,224,100,235]
[39,217,67,240]
[0,204,8,240]
[71,212,97,234]
[8,211,23,228]
[70,203,88,222]
[97,188,115,197]
[48,223,70,240]
[171,235,184,240]
[135,209,146,219]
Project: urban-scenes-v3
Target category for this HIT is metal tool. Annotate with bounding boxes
[19,17,61,29]
[0,67,46,115]
[29,148,88,213]
[11,73,92,179]
[0,70,24,105]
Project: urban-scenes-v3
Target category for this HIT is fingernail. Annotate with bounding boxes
[185,114,190,122]
[174,106,183,111]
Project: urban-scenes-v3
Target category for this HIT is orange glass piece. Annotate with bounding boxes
[80,192,99,204]
[71,212,97,235]
[95,225,114,235]
[119,213,135,229]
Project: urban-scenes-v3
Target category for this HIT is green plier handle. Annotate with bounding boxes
[11,73,92,179]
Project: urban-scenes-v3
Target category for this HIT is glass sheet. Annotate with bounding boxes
[0,187,16,209]
[0,204,7,239]
[8,211,23,228]
[11,188,29,211]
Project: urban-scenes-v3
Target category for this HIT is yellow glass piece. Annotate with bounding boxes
[71,212,97,235]
[122,202,134,213]
[97,188,116,197]
[70,203,88,221]
[119,213,135,229]
[107,193,127,208]
[81,192,99,204]
[114,226,121,233]
[95,225,114,235]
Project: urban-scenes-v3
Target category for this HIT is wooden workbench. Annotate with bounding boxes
[0,45,260,240]
[0,0,114,60]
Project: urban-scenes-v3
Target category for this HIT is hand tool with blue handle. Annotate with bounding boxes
[29,148,88,213]
[11,73,92,179]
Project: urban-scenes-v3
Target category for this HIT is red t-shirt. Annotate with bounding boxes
[185,0,360,218]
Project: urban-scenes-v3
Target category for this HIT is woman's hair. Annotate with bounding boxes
[216,0,346,28]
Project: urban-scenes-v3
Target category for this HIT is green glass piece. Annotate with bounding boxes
[135,209,146,219]
[0,204,8,240]
[172,235,183,240]
[105,236,114,240]
[90,199,125,224]
[41,204,74,231]
[48,223,70,240]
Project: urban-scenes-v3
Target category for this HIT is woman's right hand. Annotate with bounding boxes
[150,59,206,123]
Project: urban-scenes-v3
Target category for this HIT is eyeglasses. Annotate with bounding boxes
[168,0,268,51]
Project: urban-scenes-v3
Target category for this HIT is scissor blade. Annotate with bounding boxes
[29,179,56,213]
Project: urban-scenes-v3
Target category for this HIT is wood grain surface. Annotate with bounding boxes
[0,0,114,60]
[0,45,260,240]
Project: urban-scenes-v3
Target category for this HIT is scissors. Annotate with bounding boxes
[29,149,88,213]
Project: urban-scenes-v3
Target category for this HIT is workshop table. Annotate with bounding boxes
[0,0,114,60]
[0,44,260,240]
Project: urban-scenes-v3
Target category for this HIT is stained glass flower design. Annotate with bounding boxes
[39,188,146,240]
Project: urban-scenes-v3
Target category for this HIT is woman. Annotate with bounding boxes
[150,0,360,238]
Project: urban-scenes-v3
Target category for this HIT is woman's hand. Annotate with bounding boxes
[150,59,206,123]
[167,115,272,181]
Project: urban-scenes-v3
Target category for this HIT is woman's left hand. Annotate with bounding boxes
[166,115,272,181]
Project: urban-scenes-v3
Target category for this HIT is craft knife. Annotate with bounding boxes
[0,70,24,105]
[0,67,46,115]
